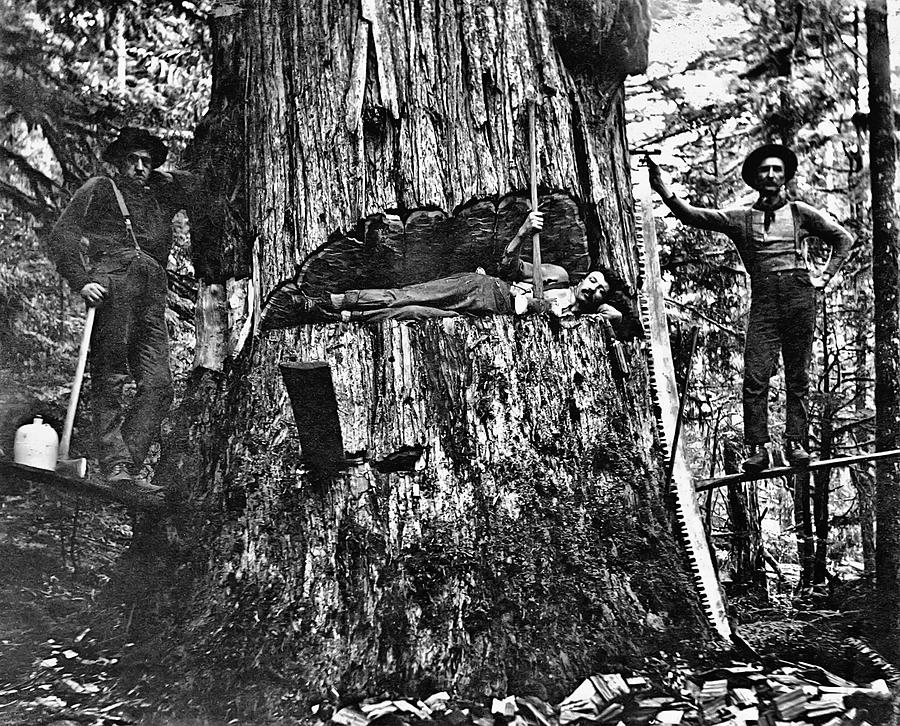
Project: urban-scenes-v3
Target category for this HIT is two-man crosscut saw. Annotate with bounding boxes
[633,181,732,640]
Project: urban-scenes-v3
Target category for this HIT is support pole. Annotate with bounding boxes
[695,449,900,492]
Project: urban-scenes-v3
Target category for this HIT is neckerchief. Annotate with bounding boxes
[753,193,788,233]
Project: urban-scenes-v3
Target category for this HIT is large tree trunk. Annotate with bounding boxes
[866,0,900,658]
[151,0,710,696]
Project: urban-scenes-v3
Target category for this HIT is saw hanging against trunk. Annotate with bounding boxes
[633,179,732,641]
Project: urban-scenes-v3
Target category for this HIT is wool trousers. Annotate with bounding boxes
[89,251,173,471]
[742,270,817,445]
[341,272,513,321]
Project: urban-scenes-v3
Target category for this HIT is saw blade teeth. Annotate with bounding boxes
[637,294,651,338]
[634,204,647,253]
[847,638,900,684]
[673,523,721,618]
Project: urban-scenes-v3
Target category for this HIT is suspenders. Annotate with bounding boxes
[743,202,805,267]
[104,177,142,251]
[789,202,801,262]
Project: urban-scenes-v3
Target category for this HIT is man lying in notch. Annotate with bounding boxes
[262,211,642,340]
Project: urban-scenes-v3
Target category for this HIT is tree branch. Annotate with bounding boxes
[0,144,60,194]
[665,297,744,339]
[0,180,54,221]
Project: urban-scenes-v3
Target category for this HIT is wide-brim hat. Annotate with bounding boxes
[102,127,168,168]
[741,143,797,189]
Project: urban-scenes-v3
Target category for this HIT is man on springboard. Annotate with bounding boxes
[647,144,852,473]
[50,127,200,489]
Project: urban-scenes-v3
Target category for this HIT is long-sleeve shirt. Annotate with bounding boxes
[49,170,200,292]
[664,196,853,281]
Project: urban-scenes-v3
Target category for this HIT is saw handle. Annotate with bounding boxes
[59,305,96,460]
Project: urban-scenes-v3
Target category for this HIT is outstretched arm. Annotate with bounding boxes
[646,156,734,235]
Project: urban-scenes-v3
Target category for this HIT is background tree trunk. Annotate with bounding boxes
[812,301,834,587]
[723,441,765,596]
[854,469,877,577]
[153,0,710,696]
[726,484,764,594]
[793,472,814,590]
[866,0,900,658]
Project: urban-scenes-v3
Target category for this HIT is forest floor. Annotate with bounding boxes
[0,483,897,726]
[0,484,270,726]
[0,490,203,725]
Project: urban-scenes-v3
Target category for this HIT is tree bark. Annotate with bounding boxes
[153,0,710,696]
[866,0,900,658]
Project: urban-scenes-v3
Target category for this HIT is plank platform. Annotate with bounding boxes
[0,460,164,510]
[695,449,900,492]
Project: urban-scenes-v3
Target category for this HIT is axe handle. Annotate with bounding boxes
[59,305,96,460]
[528,101,543,299]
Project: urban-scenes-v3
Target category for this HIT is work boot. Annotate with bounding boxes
[126,464,164,493]
[259,285,339,329]
[296,292,340,322]
[128,478,165,494]
[105,463,133,484]
[742,443,770,473]
[784,440,811,468]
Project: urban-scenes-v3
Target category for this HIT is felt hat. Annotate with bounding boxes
[102,127,168,168]
[741,143,797,189]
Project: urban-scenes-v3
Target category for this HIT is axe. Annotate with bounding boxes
[528,99,543,299]
[56,305,95,479]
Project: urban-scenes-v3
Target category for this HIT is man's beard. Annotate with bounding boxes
[123,171,150,186]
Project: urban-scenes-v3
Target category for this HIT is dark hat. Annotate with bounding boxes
[741,143,797,189]
[102,127,168,168]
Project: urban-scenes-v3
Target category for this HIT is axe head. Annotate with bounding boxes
[56,457,88,479]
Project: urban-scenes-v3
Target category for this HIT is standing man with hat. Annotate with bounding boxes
[50,127,199,488]
[647,144,853,472]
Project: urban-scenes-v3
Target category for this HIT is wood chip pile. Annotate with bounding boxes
[325,661,895,726]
